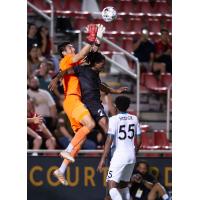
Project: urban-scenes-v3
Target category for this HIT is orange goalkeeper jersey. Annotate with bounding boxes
[59,54,81,97]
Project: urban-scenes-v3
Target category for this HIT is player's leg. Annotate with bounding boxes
[119,186,130,200]
[119,163,135,200]
[148,183,170,200]
[106,164,126,200]
[108,181,122,200]
[53,139,85,185]
[87,103,108,136]
[98,116,109,134]
[61,97,95,160]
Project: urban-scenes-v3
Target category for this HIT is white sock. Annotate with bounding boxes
[162,194,169,200]
[120,187,130,200]
[65,143,73,152]
[59,162,68,174]
[109,188,123,200]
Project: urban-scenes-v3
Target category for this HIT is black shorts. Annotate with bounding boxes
[85,102,107,123]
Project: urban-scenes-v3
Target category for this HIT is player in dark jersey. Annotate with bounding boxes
[49,51,127,135]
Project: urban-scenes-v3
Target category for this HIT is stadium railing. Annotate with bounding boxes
[166,83,172,139]
[27,149,172,155]
[27,0,54,52]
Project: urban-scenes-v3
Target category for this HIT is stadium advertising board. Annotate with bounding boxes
[27,156,171,200]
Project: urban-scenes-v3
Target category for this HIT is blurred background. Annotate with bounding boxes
[27,1,172,200]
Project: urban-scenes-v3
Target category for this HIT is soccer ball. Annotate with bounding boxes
[101,6,117,22]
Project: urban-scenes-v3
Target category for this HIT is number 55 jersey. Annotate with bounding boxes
[108,112,141,165]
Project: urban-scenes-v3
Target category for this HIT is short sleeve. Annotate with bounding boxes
[135,117,141,136]
[108,117,116,136]
[60,54,73,71]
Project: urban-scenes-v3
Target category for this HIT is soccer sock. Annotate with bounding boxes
[109,188,123,200]
[119,187,130,200]
[59,144,81,174]
[68,126,90,151]
[162,194,170,200]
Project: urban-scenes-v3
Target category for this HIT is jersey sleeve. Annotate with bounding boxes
[59,54,74,71]
[108,117,116,136]
[135,117,141,136]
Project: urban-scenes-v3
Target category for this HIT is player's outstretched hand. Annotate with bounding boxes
[97,159,105,173]
[96,24,106,40]
[86,24,98,43]
[48,77,59,92]
[115,86,128,94]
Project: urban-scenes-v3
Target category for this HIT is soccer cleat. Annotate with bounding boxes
[60,151,75,163]
[53,169,68,186]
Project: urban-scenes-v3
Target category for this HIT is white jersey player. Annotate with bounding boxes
[97,96,141,200]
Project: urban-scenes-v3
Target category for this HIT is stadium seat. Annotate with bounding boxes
[74,16,90,30]
[157,1,171,14]
[100,39,108,51]
[100,0,119,11]
[119,0,135,13]
[53,0,63,10]
[143,72,167,93]
[127,18,144,33]
[32,0,49,10]
[63,0,82,11]
[113,18,127,32]
[154,130,171,149]
[148,18,161,33]
[140,124,150,133]
[140,1,159,14]
[122,37,133,52]
[160,73,172,88]
[140,132,157,150]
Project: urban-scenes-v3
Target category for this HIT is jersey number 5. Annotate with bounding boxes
[118,124,135,140]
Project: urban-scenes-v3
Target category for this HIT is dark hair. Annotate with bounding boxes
[115,96,130,112]
[37,26,50,48]
[86,52,105,66]
[135,160,149,170]
[27,23,37,34]
[58,42,71,58]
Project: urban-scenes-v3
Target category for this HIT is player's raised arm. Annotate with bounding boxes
[72,24,105,63]
[97,134,114,173]
[100,82,128,94]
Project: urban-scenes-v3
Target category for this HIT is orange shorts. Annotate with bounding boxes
[63,95,91,133]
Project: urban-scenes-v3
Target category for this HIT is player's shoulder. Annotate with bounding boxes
[60,54,74,65]
[128,113,138,120]
[109,115,118,121]
[108,115,119,124]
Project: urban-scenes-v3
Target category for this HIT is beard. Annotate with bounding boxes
[30,86,39,91]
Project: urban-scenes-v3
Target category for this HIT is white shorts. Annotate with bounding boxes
[106,163,135,183]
